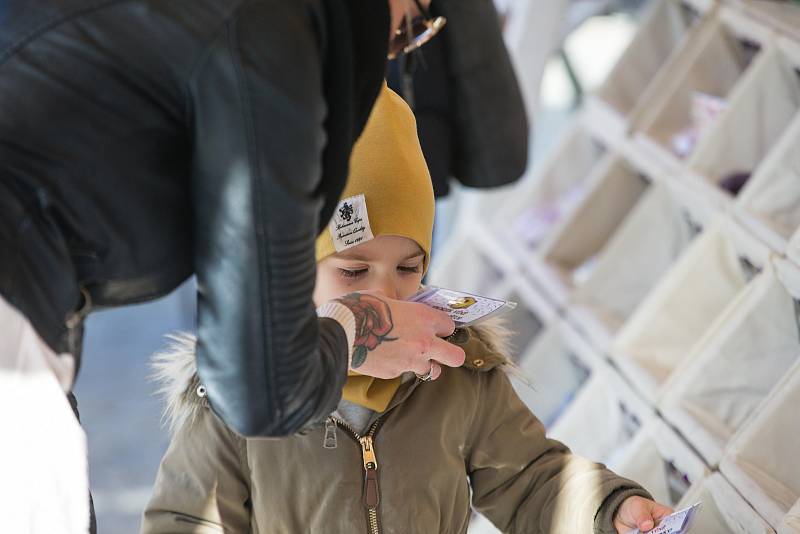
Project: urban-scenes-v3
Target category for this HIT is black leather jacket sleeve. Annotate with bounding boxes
[189,1,348,437]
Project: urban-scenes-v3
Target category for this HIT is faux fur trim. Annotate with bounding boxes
[465,317,532,387]
[151,319,521,435]
[465,317,515,368]
[150,332,206,436]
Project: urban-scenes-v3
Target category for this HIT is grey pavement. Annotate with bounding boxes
[74,279,196,534]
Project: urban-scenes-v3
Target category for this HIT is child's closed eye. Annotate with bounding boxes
[338,268,367,279]
[398,264,421,274]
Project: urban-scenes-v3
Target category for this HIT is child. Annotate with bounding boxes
[142,85,671,534]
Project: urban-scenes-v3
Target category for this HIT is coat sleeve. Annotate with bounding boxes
[466,370,651,534]
[141,408,252,533]
[188,0,352,437]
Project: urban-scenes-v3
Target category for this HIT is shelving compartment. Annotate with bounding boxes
[527,153,651,308]
[721,357,800,528]
[511,320,604,429]
[491,120,607,267]
[613,419,708,508]
[611,216,771,403]
[566,180,710,351]
[586,0,704,140]
[632,8,769,171]
[688,39,800,207]
[676,473,775,533]
[547,366,654,470]
[659,260,800,466]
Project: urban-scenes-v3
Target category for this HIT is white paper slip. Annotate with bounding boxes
[627,503,702,534]
[409,286,517,327]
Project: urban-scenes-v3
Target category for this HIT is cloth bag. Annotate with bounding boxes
[689,44,800,185]
[596,0,696,117]
[660,264,799,464]
[676,474,775,534]
[541,155,649,277]
[737,110,800,239]
[501,122,604,253]
[613,420,706,507]
[612,219,754,395]
[635,13,756,154]
[512,322,598,428]
[779,499,800,534]
[548,368,652,470]
[722,358,800,527]
[571,182,696,333]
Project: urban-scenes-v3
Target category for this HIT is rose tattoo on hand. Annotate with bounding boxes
[336,293,397,368]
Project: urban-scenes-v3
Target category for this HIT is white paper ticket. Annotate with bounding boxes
[409,286,516,327]
[627,503,702,534]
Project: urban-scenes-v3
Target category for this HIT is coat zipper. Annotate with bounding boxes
[327,416,386,534]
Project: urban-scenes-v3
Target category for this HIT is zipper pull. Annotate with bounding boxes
[360,436,380,508]
[323,417,338,449]
[360,436,378,470]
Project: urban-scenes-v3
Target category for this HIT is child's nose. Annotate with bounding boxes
[374,280,398,300]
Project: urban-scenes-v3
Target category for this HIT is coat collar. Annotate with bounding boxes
[150,318,516,436]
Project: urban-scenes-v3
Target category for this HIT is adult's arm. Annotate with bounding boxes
[189,0,370,437]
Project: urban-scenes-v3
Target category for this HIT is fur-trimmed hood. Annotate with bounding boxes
[150,318,519,436]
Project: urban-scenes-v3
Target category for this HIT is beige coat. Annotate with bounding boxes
[142,322,650,534]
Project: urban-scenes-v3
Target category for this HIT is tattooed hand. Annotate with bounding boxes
[337,293,397,367]
[334,291,465,380]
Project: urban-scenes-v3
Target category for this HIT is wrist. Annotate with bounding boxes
[317,301,357,364]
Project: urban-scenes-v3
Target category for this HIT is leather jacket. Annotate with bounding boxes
[0,0,389,437]
[388,0,528,198]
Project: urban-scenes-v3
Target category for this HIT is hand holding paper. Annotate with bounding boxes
[623,502,702,534]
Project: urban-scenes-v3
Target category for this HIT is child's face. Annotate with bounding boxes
[314,235,425,305]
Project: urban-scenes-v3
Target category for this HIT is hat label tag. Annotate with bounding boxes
[330,194,375,252]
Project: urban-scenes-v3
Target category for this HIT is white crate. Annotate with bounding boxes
[529,153,650,308]
[428,231,558,359]
[566,180,712,351]
[632,7,771,172]
[585,0,703,142]
[511,320,604,429]
[489,118,606,268]
[547,366,654,470]
[721,357,800,528]
[613,419,709,507]
[500,275,559,359]
[688,38,800,209]
[659,260,800,466]
[788,217,800,267]
[427,229,510,297]
[733,54,800,253]
[677,473,775,533]
[611,216,771,403]
[779,499,800,534]
[737,0,800,43]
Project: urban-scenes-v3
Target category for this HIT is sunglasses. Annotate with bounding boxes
[388,0,447,59]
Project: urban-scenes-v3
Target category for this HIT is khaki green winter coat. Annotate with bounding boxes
[141,322,650,534]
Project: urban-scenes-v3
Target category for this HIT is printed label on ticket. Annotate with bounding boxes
[409,286,516,327]
[627,503,702,534]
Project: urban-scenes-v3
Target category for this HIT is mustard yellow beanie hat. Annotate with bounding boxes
[316,83,435,271]
[319,83,435,413]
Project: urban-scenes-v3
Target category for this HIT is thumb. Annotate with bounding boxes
[638,516,655,532]
[629,500,657,532]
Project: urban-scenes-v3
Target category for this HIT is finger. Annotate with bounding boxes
[633,505,657,532]
[422,306,456,337]
[638,518,655,532]
[410,355,433,377]
[427,337,466,368]
[428,361,443,381]
[651,503,673,522]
